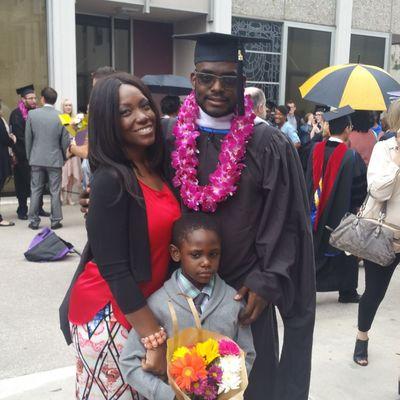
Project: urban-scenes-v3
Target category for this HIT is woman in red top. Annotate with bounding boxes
[348,110,377,166]
[62,73,180,400]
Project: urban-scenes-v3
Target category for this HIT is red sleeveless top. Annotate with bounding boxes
[68,181,181,330]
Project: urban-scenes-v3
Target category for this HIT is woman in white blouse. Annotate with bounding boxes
[353,131,400,366]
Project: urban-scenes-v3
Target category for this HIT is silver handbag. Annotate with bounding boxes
[328,194,396,267]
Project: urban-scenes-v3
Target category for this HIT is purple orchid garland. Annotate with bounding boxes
[171,91,255,212]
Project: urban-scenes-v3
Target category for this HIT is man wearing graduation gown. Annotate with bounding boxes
[306,106,367,302]
[165,33,316,400]
[9,85,47,220]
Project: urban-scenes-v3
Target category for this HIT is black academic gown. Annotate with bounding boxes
[0,118,13,187]
[306,140,367,292]
[165,122,316,400]
[9,107,30,213]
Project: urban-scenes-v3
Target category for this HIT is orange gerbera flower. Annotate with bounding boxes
[170,352,207,391]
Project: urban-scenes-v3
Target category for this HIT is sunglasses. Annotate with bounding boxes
[195,71,238,88]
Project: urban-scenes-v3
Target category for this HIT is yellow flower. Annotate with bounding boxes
[195,338,220,365]
[172,346,191,361]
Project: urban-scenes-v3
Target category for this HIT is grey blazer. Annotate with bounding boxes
[25,105,70,168]
[119,271,256,400]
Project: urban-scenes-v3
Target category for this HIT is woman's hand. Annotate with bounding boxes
[141,344,167,376]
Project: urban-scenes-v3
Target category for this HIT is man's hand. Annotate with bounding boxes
[141,345,167,376]
[9,133,17,144]
[79,187,90,215]
[235,286,267,325]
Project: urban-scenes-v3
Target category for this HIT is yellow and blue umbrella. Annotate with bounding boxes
[299,63,400,111]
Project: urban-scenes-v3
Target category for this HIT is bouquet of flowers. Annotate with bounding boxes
[167,297,248,400]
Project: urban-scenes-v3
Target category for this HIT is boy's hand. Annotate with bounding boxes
[141,345,167,376]
[235,286,267,325]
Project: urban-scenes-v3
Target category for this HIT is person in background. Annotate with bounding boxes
[380,112,390,134]
[9,84,49,220]
[306,106,367,303]
[348,110,377,166]
[80,66,117,189]
[379,100,400,142]
[314,105,327,134]
[0,99,16,226]
[353,128,400,366]
[25,87,70,230]
[91,65,116,86]
[299,112,322,146]
[245,87,270,125]
[370,111,382,139]
[60,73,181,400]
[61,99,82,205]
[266,100,276,125]
[160,95,181,118]
[274,105,301,148]
[160,95,181,135]
[286,99,301,132]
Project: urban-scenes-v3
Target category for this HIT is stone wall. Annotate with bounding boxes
[232,0,400,34]
[232,0,336,26]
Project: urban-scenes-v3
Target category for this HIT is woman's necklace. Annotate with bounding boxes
[171,92,255,212]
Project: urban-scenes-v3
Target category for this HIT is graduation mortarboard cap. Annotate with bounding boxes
[314,104,330,114]
[173,32,265,115]
[324,105,355,134]
[16,84,35,97]
[323,105,355,122]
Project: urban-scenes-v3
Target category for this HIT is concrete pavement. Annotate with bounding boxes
[0,197,399,399]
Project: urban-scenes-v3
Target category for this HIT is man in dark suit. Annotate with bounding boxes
[9,85,49,220]
[25,87,70,230]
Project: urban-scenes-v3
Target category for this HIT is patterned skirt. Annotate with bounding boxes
[70,304,139,400]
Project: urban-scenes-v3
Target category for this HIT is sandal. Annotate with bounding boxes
[353,338,369,366]
[0,220,15,227]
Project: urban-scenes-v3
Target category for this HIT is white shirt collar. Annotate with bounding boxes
[254,116,270,126]
[43,103,54,108]
[196,108,234,130]
[328,136,344,143]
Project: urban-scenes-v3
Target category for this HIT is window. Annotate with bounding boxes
[232,17,282,104]
[285,27,332,114]
[350,34,386,68]
[114,19,131,72]
[76,14,112,112]
[390,34,400,91]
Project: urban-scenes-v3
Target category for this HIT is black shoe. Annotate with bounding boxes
[18,214,28,220]
[39,209,51,217]
[51,222,63,230]
[338,294,361,303]
[353,338,368,366]
[28,222,39,230]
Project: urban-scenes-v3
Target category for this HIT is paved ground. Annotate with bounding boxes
[0,197,399,399]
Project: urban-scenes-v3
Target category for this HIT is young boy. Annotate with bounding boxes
[120,214,256,400]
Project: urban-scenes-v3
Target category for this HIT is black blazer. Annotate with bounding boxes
[60,167,152,344]
[0,118,13,184]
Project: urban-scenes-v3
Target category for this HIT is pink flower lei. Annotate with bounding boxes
[171,91,255,212]
[18,100,29,121]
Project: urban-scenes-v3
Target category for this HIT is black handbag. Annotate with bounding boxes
[329,194,396,267]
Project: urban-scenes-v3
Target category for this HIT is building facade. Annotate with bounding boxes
[1,0,400,118]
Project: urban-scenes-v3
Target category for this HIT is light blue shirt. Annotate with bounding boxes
[176,268,215,313]
[281,121,300,144]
